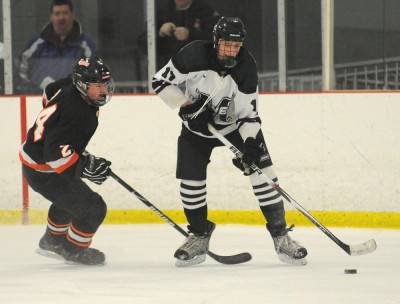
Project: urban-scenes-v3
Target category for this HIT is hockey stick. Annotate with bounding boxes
[208,124,377,256]
[110,171,252,265]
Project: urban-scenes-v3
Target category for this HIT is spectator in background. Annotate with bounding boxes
[18,0,96,93]
[156,0,219,68]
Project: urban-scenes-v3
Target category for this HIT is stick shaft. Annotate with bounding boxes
[110,171,188,236]
[208,124,355,255]
[110,170,253,264]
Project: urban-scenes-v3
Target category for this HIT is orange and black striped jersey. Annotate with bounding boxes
[19,82,99,175]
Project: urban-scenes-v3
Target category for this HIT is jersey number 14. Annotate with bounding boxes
[33,104,57,142]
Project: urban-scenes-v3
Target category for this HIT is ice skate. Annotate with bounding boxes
[63,247,106,266]
[272,226,308,266]
[174,222,215,267]
[36,231,68,261]
[36,231,105,265]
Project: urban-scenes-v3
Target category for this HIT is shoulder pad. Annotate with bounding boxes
[172,40,210,73]
[231,48,258,94]
[43,77,73,107]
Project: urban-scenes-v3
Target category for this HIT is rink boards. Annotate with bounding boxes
[1,92,399,228]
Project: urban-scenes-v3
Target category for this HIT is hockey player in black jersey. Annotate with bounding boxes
[19,56,114,265]
[153,16,308,266]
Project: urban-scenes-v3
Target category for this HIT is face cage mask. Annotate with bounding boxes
[216,40,243,69]
[94,80,115,106]
[76,80,115,107]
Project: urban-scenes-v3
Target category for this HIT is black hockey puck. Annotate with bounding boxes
[344,269,357,274]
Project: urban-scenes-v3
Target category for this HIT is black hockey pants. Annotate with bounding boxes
[22,165,107,235]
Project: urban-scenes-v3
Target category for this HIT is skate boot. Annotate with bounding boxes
[37,230,105,265]
[174,221,215,267]
[37,230,67,260]
[62,247,106,266]
[272,225,308,266]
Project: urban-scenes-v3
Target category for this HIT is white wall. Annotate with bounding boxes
[1,92,399,212]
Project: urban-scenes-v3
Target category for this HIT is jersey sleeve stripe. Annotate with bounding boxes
[19,144,80,174]
[47,152,79,174]
[19,146,53,172]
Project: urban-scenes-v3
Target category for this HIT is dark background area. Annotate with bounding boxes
[6,0,400,92]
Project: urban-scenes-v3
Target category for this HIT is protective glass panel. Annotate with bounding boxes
[7,0,400,94]
[11,0,147,94]
[0,1,4,94]
[335,0,400,90]
[286,0,322,91]
[154,0,279,93]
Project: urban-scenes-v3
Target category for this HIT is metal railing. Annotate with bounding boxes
[112,56,400,93]
[258,56,400,92]
[114,80,148,93]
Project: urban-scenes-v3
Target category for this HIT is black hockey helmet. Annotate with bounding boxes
[212,16,246,68]
[72,56,114,106]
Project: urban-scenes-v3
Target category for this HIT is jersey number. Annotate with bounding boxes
[251,99,257,113]
[33,104,57,142]
[161,67,176,81]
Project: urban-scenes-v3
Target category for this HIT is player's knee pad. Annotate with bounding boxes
[81,193,107,227]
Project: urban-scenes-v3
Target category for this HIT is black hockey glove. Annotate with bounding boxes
[242,137,263,166]
[232,137,263,175]
[178,102,214,135]
[81,153,111,185]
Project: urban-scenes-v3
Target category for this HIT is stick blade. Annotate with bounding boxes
[207,251,252,265]
[348,239,377,256]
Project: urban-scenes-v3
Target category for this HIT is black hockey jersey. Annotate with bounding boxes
[19,83,98,174]
[152,40,261,138]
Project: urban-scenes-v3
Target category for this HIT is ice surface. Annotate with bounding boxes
[0,225,398,304]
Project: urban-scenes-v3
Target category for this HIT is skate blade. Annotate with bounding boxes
[35,248,65,261]
[65,260,107,266]
[36,249,106,266]
[175,254,206,267]
[278,253,307,266]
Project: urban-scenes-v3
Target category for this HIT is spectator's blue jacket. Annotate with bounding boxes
[19,21,96,92]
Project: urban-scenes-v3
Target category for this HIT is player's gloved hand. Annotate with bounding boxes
[242,137,263,166]
[232,137,263,175]
[81,152,111,185]
[178,102,214,135]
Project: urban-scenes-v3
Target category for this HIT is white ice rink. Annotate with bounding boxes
[0,225,398,304]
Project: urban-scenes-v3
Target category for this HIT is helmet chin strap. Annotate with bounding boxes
[77,81,113,107]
